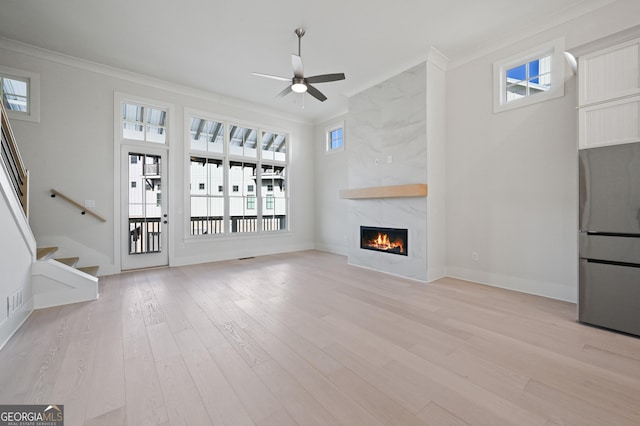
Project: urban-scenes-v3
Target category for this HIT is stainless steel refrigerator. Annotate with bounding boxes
[579,142,640,337]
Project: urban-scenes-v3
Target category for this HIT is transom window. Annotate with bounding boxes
[493,38,565,113]
[505,56,551,102]
[326,121,345,153]
[0,67,40,122]
[123,102,167,143]
[1,76,27,112]
[188,113,288,236]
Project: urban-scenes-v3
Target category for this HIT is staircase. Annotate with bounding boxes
[32,246,99,309]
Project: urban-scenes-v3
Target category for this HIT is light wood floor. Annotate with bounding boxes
[1,250,639,425]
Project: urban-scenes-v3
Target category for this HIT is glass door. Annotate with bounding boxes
[121,148,168,270]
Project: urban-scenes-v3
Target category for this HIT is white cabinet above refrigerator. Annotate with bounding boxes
[578,38,640,150]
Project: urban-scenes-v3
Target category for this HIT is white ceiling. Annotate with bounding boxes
[0,0,614,122]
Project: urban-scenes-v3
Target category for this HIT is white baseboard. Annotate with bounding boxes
[445,266,577,303]
[0,297,33,352]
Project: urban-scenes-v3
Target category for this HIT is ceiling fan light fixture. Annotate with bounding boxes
[291,79,307,93]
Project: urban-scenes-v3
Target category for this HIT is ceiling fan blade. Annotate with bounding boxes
[276,85,293,98]
[305,73,346,84]
[252,72,291,82]
[291,54,304,78]
[306,84,327,102]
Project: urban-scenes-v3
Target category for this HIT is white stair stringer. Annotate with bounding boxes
[32,259,99,309]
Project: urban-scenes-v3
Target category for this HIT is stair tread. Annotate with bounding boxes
[37,246,59,260]
[77,266,99,277]
[55,257,80,267]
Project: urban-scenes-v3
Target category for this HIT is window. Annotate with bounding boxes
[187,113,288,236]
[493,38,565,113]
[131,182,137,188]
[190,117,223,153]
[326,122,345,153]
[505,56,551,102]
[0,66,40,122]
[123,102,167,143]
[246,196,256,210]
[199,183,205,190]
[190,157,224,234]
[131,156,138,164]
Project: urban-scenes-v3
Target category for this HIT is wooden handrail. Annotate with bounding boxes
[50,189,107,222]
[0,102,29,215]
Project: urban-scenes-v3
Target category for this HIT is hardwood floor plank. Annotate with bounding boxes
[417,401,470,426]
[84,309,126,421]
[155,355,212,425]
[253,359,341,425]
[146,322,181,362]
[207,340,284,423]
[173,328,254,426]
[326,366,425,425]
[218,320,270,367]
[123,329,168,426]
[134,272,165,326]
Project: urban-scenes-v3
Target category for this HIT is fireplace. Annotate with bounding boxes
[360,226,408,256]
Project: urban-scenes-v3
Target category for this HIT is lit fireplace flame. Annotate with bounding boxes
[367,232,404,253]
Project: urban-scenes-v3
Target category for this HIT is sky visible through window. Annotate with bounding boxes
[330,128,343,150]
[507,60,539,81]
[505,56,551,102]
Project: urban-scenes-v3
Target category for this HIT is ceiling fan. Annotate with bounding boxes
[253,28,345,102]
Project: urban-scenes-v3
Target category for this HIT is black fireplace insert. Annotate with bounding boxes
[360,226,408,256]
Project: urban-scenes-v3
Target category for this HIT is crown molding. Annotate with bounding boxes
[446,0,616,70]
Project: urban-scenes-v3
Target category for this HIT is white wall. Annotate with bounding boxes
[445,1,640,302]
[0,41,315,274]
[314,113,349,255]
[0,156,35,348]
[426,55,447,282]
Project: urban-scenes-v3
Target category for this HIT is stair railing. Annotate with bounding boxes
[0,102,29,216]
[50,189,107,222]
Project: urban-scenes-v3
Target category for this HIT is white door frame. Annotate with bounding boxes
[113,92,174,273]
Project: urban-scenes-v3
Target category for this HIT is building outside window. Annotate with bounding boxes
[188,114,288,235]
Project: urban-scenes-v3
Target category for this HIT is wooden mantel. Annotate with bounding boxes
[339,184,428,199]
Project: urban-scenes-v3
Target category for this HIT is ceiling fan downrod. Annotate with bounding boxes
[295,28,305,56]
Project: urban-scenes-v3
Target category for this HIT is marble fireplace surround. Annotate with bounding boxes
[346,61,430,282]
